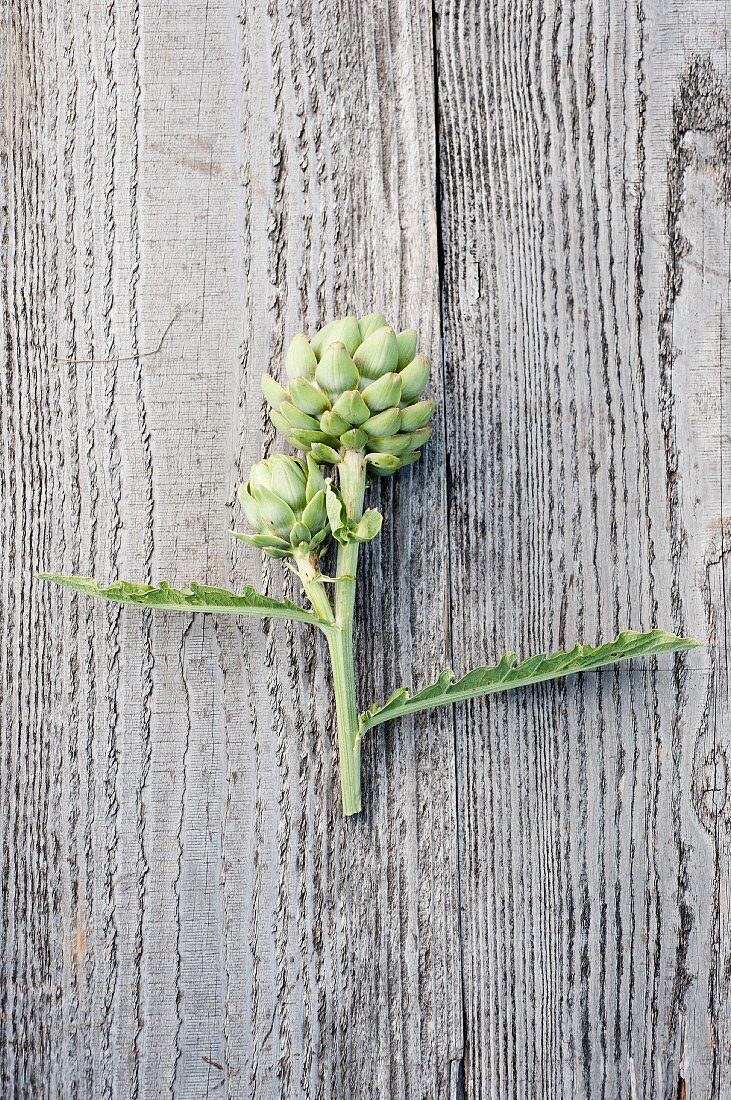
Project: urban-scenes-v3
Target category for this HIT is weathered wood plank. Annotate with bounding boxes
[435,1,730,1096]
[4,0,730,1096]
[0,0,461,1096]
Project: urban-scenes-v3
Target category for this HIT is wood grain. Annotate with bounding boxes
[435,1,730,1096]
[1,0,458,1096]
[0,0,729,1096]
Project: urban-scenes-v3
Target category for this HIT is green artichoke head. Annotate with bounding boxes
[261,313,435,473]
[233,454,333,559]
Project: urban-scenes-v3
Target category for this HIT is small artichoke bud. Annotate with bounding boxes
[396,328,418,370]
[358,311,388,340]
[235,455,334,559]
[289,377,330,416]
[399,397,435,432]
[310,316,361,358]
[332,389,370,426]
[398,354,430,402]
[353,326,398,381]
[286,333,318,379]
[362,407,401,438]
[360,372,402,412]
[263,314,433,471]
[261,373,288,409]
[315,342,359,401]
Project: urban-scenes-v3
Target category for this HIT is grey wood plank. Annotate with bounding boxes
[7,0,729,1096]
[0,0,461,1097]
[435,0,730,1097]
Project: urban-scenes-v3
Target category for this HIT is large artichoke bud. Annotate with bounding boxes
[260,313,435,473]
[233,455,332,559]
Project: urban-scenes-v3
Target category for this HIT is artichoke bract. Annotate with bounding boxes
[261,313,435,472]
[233,455,332,559]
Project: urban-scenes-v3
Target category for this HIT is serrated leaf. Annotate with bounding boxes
[357,629,700,740]
[39,574,326,625]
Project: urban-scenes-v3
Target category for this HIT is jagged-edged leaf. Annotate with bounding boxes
[357,629,699,740]
[39,574,325,625]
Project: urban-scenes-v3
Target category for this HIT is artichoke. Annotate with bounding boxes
[233,455,333,559]
[260,313,434,472]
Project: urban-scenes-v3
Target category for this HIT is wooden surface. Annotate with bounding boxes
[1,1,728,1097]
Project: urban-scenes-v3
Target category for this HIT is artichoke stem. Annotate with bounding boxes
[295,545,360,811]
[326,624,361,815]
[330,449,367,816]
[294,551,335,624]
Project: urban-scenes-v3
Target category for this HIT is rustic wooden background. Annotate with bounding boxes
[2,0,729,1096]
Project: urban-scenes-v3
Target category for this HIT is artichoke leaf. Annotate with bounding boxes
[352,509,383,543]
[39,574,327,625]
[357,629,700,742]
[324,484,382,546]
[325,482,348,542]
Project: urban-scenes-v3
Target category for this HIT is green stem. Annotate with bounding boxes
[325,624,362,815]
[296,549,360,813]
[294,552,335,625]
[329,449,368,816]
[335,449,367,619]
